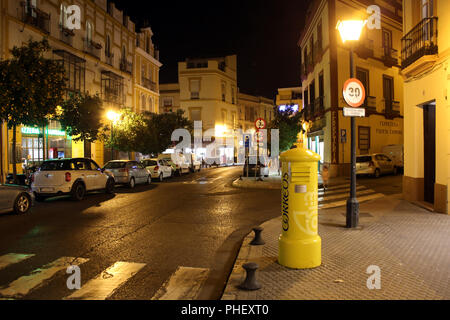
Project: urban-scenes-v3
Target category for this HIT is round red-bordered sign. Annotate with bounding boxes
[343,78,366,108]
[255,118,266,130]
[255,130,264,142]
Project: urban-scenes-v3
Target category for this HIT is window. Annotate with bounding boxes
[358,126,370,154]
[422,0,434,19]
[221,82,226,101]
[60,4,68,28]
[53,50,86,95]
[190,79,200,99]
[190,109,201,121]
[356,68,369,96]
[148,97,153,112]
[231,87,235,104]
[146,36,150,53]
[317,21,323,50]
[141,95,146,111]
[163,97,173,107]
[86,21,92,43]
[382,29,392,56]
[122,45,126,60]
[221,110,227,123]
[105,35,111,57]
[136,35,140,48]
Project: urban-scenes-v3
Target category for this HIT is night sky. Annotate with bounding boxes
[114,0,309,99]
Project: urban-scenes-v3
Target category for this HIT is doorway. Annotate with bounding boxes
[423,103,436,204]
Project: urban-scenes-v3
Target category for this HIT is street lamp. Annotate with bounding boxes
[337,19,366,229]
[107,110,120,161]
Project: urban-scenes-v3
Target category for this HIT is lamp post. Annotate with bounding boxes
[107,110,120,161]
[337,19,366,228]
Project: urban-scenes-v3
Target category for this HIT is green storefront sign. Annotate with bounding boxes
[21,127,66,137]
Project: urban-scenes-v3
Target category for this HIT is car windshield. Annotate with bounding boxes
[39,160,71,171]
[142,160,157,167]
[357,156,372,163]
[104,162,127,169]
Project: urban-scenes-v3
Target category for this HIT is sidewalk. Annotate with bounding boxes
[222,195,450,300]
[232,173,337,190]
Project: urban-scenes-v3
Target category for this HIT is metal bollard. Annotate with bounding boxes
[250,227,265,246]
[238,262,261,290]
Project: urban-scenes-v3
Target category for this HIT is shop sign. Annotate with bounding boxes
[21,127,66,136]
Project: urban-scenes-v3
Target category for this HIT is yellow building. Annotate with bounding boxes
[159,83,180,113]
[237,92,275,133]
[134,27,161,114]
[299,0,404,177]
[276,87,303,111]
[401,0,449,214]
[0,0,161,181]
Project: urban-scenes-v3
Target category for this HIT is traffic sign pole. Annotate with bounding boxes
[346,46,359,228]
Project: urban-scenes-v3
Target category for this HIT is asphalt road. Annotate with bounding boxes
[0,166,280,300]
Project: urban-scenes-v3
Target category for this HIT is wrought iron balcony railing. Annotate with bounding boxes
[382,47,399,67]
[120,58,133,74]
[314,97,324,115]
[363,96,377,113]
[60,25,75,46]
[83,38,102,59]
[401,17,438,69]
[20,1,50,34]
[382,100,400,116]
[355,38,374,59]
[105,53,114,66]
[142,77,156,91]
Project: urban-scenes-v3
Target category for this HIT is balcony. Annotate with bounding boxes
[313,41,323,64]
[382,100,400,118]
[314,97,324,116]
[119,58,133,74]
[355,38,374,60]
[362,96,377,113]
[20,1,50,34]
[191,92,199,100]
[83,38,102,59]
[105,53,114,67]
[101,71,124,106]
[142,77,156,91]
[401,17,438,71]
[60,25,75,46]
[382,47,399,67]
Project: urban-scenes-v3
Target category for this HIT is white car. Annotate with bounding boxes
[158,154,190,176]
[103,160,152,188]
[141,158,173,181]
[356,154,397,178]
[31,158,115,201]
[185,153,201,172]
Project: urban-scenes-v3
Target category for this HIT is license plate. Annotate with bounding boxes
[40,187,54,192]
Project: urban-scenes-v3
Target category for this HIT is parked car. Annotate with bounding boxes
[382,144,404,172]
[186,153,201,172]
[158,154,190,176]
[103,160,151,188]
[0,184,34,214]
[243,157,269,177]
[31,158,115,201]
[141,158,173,181]
[356,154,397,178]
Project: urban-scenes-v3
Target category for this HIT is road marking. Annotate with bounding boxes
[151,266,209,300]
[0,257,89,298]
[0,253,35,271]
[319,193,385,209]
[319,188,375,201]
[65,261,145,300]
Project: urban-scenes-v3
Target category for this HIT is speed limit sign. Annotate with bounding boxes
[343,78,366,108]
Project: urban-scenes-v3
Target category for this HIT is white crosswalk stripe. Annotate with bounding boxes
[0,253,35,271]
[0,256,89,298]
[65,261,146,300]
[151,266,209,300]
[318,184,384,209]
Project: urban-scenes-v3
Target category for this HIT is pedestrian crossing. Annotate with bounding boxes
[318,183,384,209]
[0,253,209,300]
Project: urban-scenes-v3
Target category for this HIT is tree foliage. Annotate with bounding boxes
[59,93,105,142]
[267,106,302,153]
[0,38,66,182]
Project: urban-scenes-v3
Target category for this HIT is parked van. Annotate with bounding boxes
[382,144,404,171]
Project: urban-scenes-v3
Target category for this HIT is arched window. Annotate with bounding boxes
[86,21,92,43]
[105,35,111,57]
[60,3,68,28]
[141,95,147,112]
[148,97,153,112]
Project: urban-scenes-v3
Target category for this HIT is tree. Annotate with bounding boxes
[59,93,105,142]
[267,106,302,153]
[103,108,147,153]
[0,39,66,183]
[140,110,193,156]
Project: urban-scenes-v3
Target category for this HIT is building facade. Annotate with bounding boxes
[159,55,275,163]
[401,0,449,214]
[299,0,404,177]
[0,0,161,181]
[276,87,303,111]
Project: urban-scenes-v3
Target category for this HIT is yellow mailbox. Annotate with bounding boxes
[278,145,321,269]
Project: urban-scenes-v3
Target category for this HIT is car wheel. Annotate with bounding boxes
[159,173,163,182]
[105,178,115,194]
[393,167,398,176]
[14,193,31,214]
[374,169,381,179]
[128,177,135,189]
[35,194,47,202]
[71,182,86,201]
[146,175,152,185]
